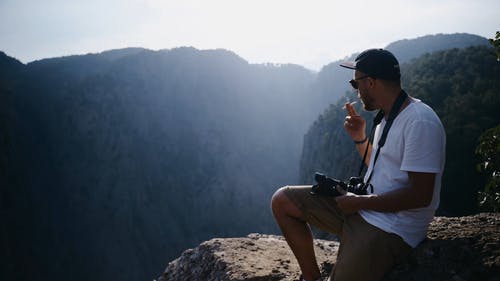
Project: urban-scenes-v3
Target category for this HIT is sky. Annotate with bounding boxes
[0,0,499,71]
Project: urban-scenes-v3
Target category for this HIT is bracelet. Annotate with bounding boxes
[353,136,368,144]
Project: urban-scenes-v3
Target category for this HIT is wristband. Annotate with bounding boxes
[354,136,367,144]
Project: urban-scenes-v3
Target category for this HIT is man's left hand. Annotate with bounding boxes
[335,192,364,215]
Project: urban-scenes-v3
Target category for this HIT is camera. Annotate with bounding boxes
[310,172,370,196]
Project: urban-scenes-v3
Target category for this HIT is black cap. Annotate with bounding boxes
[340,49,400,81]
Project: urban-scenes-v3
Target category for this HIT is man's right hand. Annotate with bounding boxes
[343,102,366,142]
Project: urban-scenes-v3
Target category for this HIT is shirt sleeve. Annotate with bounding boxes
[400,119,445,173]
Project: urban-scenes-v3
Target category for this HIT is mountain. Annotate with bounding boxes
[0,47,317,281]
[0,51,24,77]
[300,45,500,216]
[386,33,490,64]
[0,33,495,281]
[97,47,148,61]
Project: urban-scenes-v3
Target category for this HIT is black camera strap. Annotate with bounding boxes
[357,111,384,176]
[359,90,409,192]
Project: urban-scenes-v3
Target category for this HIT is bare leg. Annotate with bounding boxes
[271,187,321,281]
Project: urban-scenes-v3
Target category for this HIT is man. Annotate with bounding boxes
[271,49,446,281]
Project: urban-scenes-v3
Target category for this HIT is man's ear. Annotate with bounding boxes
[367,77,376,89]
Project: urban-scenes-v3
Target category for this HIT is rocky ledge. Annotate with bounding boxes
[157,213,499,281]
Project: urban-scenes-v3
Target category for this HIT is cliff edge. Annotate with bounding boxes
[157,213,499,281]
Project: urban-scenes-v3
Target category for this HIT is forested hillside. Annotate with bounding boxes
[0,48,317,281]
[300,45,500,216]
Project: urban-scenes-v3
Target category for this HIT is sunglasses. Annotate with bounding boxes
[349,75,370,89]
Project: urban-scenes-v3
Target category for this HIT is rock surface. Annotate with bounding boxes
[157,213,499,281]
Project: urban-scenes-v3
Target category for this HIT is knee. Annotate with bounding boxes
[270,186,290,213]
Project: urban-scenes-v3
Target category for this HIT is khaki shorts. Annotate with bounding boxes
[283,185,411,281]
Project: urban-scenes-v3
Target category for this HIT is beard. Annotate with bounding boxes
[359,91,377,111]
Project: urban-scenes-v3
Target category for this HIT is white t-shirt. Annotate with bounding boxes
[359,98,446,248]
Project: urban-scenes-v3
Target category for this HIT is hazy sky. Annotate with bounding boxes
[1,0,498,71]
